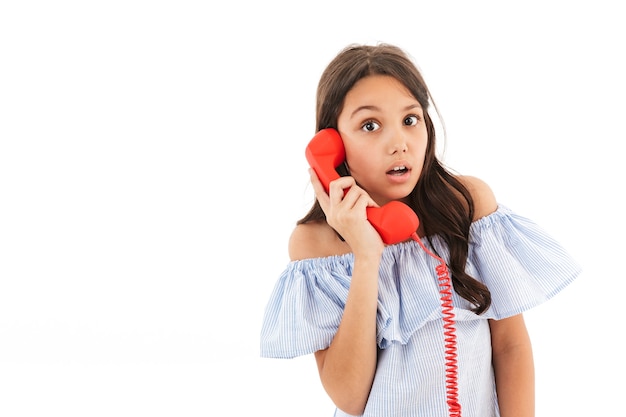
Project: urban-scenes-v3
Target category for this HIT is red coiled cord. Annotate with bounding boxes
[412,232,462,417]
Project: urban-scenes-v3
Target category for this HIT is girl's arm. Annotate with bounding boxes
[313,253,380,415]
[289,222,380,415]
[462,176,534,415]
[293,170,383,416]
[489,314,535,417]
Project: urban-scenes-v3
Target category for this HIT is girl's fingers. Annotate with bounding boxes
[309,168,378,216]
[309,169,355,209]
[309,168,330,212]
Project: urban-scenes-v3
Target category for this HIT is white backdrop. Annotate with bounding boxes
[1,1,623,416]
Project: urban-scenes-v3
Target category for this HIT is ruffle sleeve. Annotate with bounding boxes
[260,256,354,358]
[467,205,582,320]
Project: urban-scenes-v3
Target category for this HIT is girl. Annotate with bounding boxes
[260,43,580,417]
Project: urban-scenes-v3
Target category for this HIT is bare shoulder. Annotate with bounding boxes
[288,221,350,261]
[457,175,498,221]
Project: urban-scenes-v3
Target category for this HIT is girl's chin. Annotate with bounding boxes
[373,193,413,207]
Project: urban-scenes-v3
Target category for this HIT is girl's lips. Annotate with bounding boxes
[386,160,412,173]
[386,168,412,184]
[385,160,412,184]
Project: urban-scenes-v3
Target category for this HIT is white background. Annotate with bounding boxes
[1,1,623,416]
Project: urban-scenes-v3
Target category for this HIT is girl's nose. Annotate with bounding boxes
[388,130,408,154]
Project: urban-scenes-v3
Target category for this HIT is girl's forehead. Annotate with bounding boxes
[344,75,417,104]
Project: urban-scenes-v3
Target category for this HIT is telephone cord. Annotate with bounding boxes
[412,232,462,417]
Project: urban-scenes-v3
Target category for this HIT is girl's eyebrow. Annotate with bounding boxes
[350,105,379,119]
[350,103,422,119]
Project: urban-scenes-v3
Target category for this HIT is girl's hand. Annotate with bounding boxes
[309,169,384,257]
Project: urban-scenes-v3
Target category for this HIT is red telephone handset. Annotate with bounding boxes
[305,128,419,245]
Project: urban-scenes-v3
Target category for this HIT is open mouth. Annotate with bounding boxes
[387,165,409,176]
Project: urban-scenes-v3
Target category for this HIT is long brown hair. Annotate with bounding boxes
[298,44,491,314]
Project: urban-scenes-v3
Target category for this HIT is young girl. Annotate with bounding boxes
[260,43,581,417]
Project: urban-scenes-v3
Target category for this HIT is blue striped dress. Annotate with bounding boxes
[260,205,581,416]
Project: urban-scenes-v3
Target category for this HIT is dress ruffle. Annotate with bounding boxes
[260,205,581,358]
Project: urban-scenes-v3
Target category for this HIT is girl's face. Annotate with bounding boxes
[337,75,428,206]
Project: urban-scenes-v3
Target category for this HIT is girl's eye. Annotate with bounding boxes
[404,115,420,126]
[361,120,380,132]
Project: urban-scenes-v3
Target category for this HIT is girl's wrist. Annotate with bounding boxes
[352,251,383,268]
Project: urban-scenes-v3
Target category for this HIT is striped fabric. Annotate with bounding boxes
[260,205,581,416]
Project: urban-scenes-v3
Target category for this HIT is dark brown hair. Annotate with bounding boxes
[298,44,490,314]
